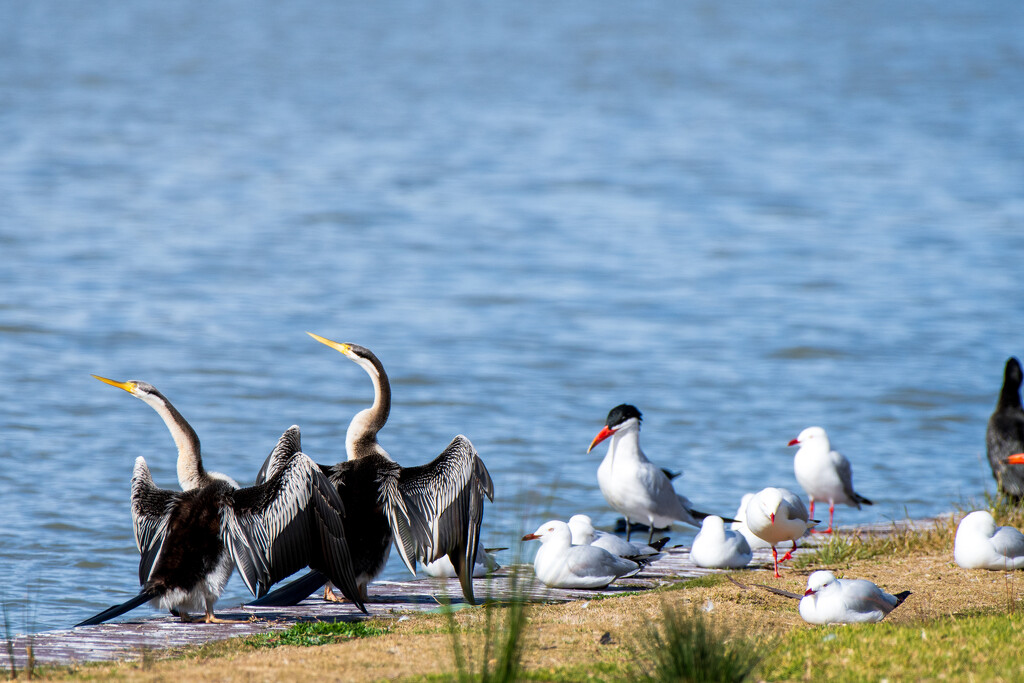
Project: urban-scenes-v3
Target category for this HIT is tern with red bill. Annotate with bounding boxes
[588,404,723,544]
[799,571,910,624]
[522,520,641,589]
[788,426,872,533]
[987,357,1024,499]
[953,510,1024,570]
[744,487,816,577]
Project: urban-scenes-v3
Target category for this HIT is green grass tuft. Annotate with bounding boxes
[443,566,532,683]
[630,601,769,683]
[244,620,388,648]
[792,534,878,569]
[677,574,729,589]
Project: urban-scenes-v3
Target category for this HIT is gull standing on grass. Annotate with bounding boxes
[588,404,724,544]
[953,510,1024,570]
[799,571,910,624]
[690,515,752,569]
[744,487,817,578]
[788,426,872,534]
[522,520,642,589]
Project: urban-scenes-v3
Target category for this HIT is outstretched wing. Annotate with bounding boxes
[130,456,178,584]
[228,444,365,612]
[253,425,302,485]
[389,435,494,603]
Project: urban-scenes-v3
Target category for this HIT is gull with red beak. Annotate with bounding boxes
[788,426,872,534]
[799,571,910,624]
[744,487,817,578]
[522,520,641,589]
[588,404,721,544]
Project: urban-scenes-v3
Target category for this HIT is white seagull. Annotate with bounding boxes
[588,404,721,544]
[522,520,641,589]
[568,514,667,559]
[953,510,1024,570]
[788,426,872,534]
[730,493,772,550]
[690,515,752,569]
[799,570,910,624]
[744,487,817,577]
[424,540,503,578]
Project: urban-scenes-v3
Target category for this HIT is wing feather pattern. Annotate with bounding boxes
[130,456,178,584]
[228,427,366,612]
[388,435,494,603]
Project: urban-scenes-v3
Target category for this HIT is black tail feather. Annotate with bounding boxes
[853,493,873,507]
[893,590,912,607]
[247,570,327,607]
[649,537,670,551]
[689,508,739,525]
[75,589,157,627]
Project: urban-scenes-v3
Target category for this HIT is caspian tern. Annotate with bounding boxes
[588,404,722,544]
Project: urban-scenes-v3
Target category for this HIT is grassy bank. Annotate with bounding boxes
[17,507,1024,682]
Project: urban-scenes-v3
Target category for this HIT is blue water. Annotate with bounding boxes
[1,1,1023,633]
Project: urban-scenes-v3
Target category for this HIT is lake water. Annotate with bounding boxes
[1,1,1022,633]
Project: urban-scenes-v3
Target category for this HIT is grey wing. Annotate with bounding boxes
[844,580,897,613]
[253,425,302,485]
[391,435,494,603]
[130,457,178,584]
[782,489,811,522]
[566,546,634,580]
[990,526,1024,561]
[227,450,363,609]
[831,450,860,504]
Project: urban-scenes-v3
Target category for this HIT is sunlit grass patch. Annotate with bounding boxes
[675,574,730,590]
[761,611,1024,682]
[443,567,532,683]
[629,600,770,683]
[792,534,880,569]
[795,515,959,570]
[244,620,389,648]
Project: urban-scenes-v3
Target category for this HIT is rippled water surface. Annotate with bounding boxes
[1,1,1023,632]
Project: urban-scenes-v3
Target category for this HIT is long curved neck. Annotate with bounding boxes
[345,352,392,461]
[999,365,1022,410]
[138,391,207,490]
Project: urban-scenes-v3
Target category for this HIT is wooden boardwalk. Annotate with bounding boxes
[4,518,935,669]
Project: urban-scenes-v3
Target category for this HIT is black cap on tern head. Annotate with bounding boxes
[606,404,642,428]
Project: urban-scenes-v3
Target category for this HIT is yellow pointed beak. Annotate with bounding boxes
[307,332,353,356]
[91,375,136,393]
